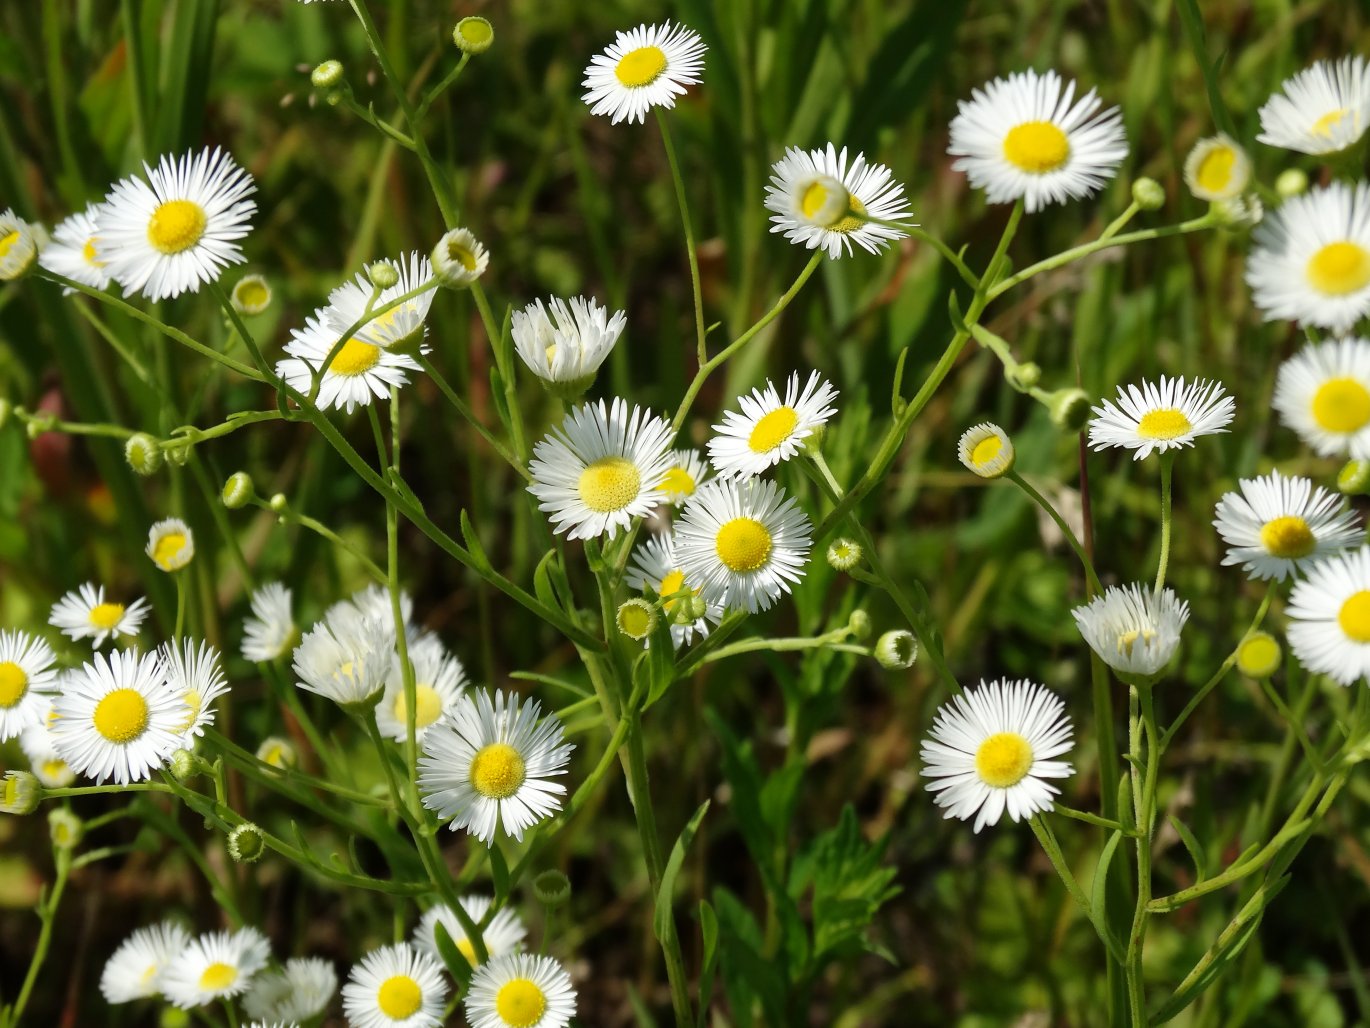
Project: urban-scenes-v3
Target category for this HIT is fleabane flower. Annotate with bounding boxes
[948,69,1128,212]
[1214,470,1361,581]
[1287,545,1370,685]
[1183,133,1252,203]
[413,897,527,967]
[0,208,44,281]
[675,478,812,613]
[464,953,577,1028]
[95,147,256,301]
[581,22,706,125]
[38,204,111,291]
[1087,376,1235,460]
[146,517,195,572]
[527,398,674,540]
[291,612,392,708]
[512,296,625,396]
[708,371,838,478]
[418,689,574,844]
[1257,56,1370,156]
[1247,183,1370,336]
[243,956,338,1025]
[49,582,150,648]
[276,306,423,414]
[1273,337,1370,458]
[920,678,1074,832]
[20,696,76,788]
[626,529,720,647]
[342,942,448,1028]
[1071,585,1190,680]
[160,928,271,1009]
[160,639,229,743]
[100,921,192,1003]
[326,251,436,351]
[242,583,296,663]
[376,636,468,744]
[432,228,489,287]
[657,448,709,506]
[0,629,58,741]
[957,422,1015,479]
[763,144,913,258]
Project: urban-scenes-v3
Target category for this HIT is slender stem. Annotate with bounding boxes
[417,354,529,479]
[1154,454,1175,593]
[173,573,186,642]
[415,53,471,119]
[656,110,708,363]
[1100,200,1142,242]
[696,634,866,665]
[471,283,529,462]
[908,227,979,288]
[7,848,71,1028]
[1030,816,1126,965]
[1007,470,1103,594]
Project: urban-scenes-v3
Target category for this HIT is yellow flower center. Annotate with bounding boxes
[469,742,526,799]
[659,466,697,497]
[1311,377,1370,433]
[82,238,105,266]
[447,241,479,271]
[830,193,868,234]
[0,661,27,708]
[261,743,287,767]
[392,683,444,729]
[577,456,641,513]
[1313,108,1349,138]
[152,531,188,570]
[715,517,773,573]
[1339,590,1370,642]
[618,602,654,638]
[456,937,479,964]
[93,688,149,744]
[1116,628,1156,658]
[800,181,833,220]
[1307,241,1370,296]
[615,45,668,87]
[329,338,382,376]
[0,230,18,258]
[377,974,422,1019]
[459,19,493,49]
[975,732,1034,788]
[659,568,693,613]
[1195,145,1236,193]
[1236,633,1282,678]
[41,760,68,781]
[234,278,269,310]
[179,689,203,732]
[1135,408,1193,440]
[89,602,125,630]
[970,434,1002,468]
[198,962,238,992]
[146,199,207,255]
[1259,515,1316,559]
[1002,121,1071,174]
[495,978,548,1028]
[747,406,799,453]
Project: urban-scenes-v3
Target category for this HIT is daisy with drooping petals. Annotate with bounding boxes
[464,952,577,1028]
[95,147,256,301]
[656,448,709,506]
[326,252,436,351]
[0,208,44,281]
[1287,546,1370,685]
[243,956,337,1025]
[51,649,182,785]
[342,943,448,1028]
[432,227,488,287]
[38,205,111,292]
[511,296,625,394]
[1072,585,1190,679]
[1214,470,1361,581]
[1087,376,1235,460]
[276,307,423,415]
[242,582,297,663]
[1247,183,1370,336]
[160,638,229,744]
[527,398,674,540]
[160,928,271,1009]
[948,69,1128,213]
[21,696,76,788]
[708,371,838,478]
[674,478,812,613]
[418,689,574,844]
[0,629,58,741]
[49,582,150,648]
[957,422,1015,479]
[376,636,468,744]
[581,22,706,125]
[146,517,195,572]
[1183,134,1252,203]
[1274,337,1370,459]
[626,529,720,647]
[920,678,1074,832]
[291,613,392,708]
[763,144,913,258]
[413,897,526,966]
[100,921,192,1003]
[1258,56,1370,156]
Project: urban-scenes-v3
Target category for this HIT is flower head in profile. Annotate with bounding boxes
[49,582,150,648]
[625,529,721,648]
[464,952,577,1028]
[1183,134,1252,203]
[376,635,468,744]
[1257,56,1370,156]
[160,639,229,744]
[1274,338,1370,459]
[100,921,192,1004]
[38,204,111,292]
[0,630,58,742]
[1214,470,1361,581]
[159,927,271,1009]
[0,208,44,281]
[581,22,706,125]
[957,422,1015,479]
[326,251,436,351]
[432,228,489,287]
[708,371,838,478]
[276,306,423,414]
[146,517,195,572]
[512,296,625,396]
[1087,376,1235,460]
[1072,585,1189,680]
[413,896,526,967]
[291,612,392,708]
[1287,545,1370,686]
[241,583,296,663]
[342,943,448,1028]
[764,144,913,258]
[243,956,338,1025]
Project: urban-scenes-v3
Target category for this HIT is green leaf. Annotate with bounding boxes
[488,843,510,903]
[655,800,710,943]
[532,549,561,612]
[1090,829,1127,963]
[431,920,474,987]
[1170,814,1209,882]
[641,607,678,709]
[696,900,720,1028]
[459,509,492,572]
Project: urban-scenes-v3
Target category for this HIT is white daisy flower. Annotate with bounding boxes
[1182,134,1252,203]
[325,252,436,351]
[527,398,675,541]
[763,144,914,258]
[464,952,577,1028]
[276,307,423,415]
[376,636,468,744]
[707,371,839,478]
[160,638,229,743]
[625,529,720,647]
[511,296,625,394]
[920,678,1074,833]
[0,629,58,741]
[20,696,76,788]
[418,689,574,844]
[432,228,489,287]
[1247,183,1370,336]
[1273,337,1370,459]
[49,582,150,648]
[1213,470,1361,581]
[674,478,812,613]
[413,896,526,967]
[1287,545,1370,685]
[291,613,392,708]
[1257,56,1370,156]
[51,649,183,784]
[100,921,192,1003]
[581,21,706,125]
[656,448,710,506]
[341,942,448,1028]
[243,956,338,1024]
[1071,585,1190,679]
[0,208,44,281]
[242,582,297,663]
[38,204,111,292]
[160,928,271,1009]
[948,69,1128,213]
[146,517,195,572]
[1087,376,1235,460]
[957,422,1015,479]
[95,147,256,301]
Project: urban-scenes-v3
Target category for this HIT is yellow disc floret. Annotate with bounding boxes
[715,517,773,573]
[0,662,27,707]
[329,338,382,377]
[1307,241,1370,296]
[93,688,150,744]
[971,434,1002,468]
[1311,377,1370,433]
[1002,121,1071,174]
[1313,108,1349,138]
[198,962,238,992]
[1135,408,1193,440]
[377,974,422,1019]
[469,742,526,799]
[0,230,19,258]
[1338,590,1370,642]
[152,531,188,570]
[88,603,125,630]
[615,46,668,87]
[147,199,207,255]
[1195,145,1236,194]
[1259,515,1316,559]
[495,978,548,1028]
[975,732,1034,788]
[393,684,444,729]
[577,456,641,513]
[659,466,697,497]
[747,407,799,453]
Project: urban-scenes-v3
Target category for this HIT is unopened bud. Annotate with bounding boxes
[222,471,254,509]
[1275,168,1308,198]
[125,433,163,475]
[1132,177,1165,211]
[532,868,571,907]
[1340,460,1370,495]
[227,822,266,863]
[1,771,40,815]
[874,630,918,670]
[311,60,344,89]
[164,441,193,467]
[1007,361,1041,391]
[847,609,872,641]
[1235,631,1282,679]
[48,809,83,850]
[826,538,863,572]
[800,424,827,457]
[269,492,288,513]
[616,598,658,641]
[230,274,272,315]
[0,398,11,429]
[453,17,494,55]
[1048,388,1093,433]
[169,748,205,782]
[368,261,399,289]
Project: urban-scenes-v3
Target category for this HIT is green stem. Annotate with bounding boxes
[1154,453,1175,593]
[415,53,471,120]
[1007,470,1103,594]
[655,110,708,363]
[471,283,529,462]
[173,573,186,642]
[417,354,528,479]
[1030,816,1126,965]
[6,848,71,1028]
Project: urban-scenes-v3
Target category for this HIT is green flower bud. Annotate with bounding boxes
[616,598,658,641]
[532,868,571,907]
[164,441,193,467]
[1340,460,1370,495]
[125,433,163,476]
[0,398,11,429]
[231,274,272,315]
[1235,631,1281,679]
[159,1007,192,1028]
[826,538,863,572]
[169,748,206,782]
[227,822,266,863]
[453,16,494,54]
[1,771,40,815]
[269,492,288,513]
[1048,387,1093,433]
[847,609,872,641]
[311,60,344,89]
[48,809,83,851]
[368,261,399,289]
[874,630,918,670]
[1276,168,1308,198]
[222,471,255,509]
[1131,177,1165,211]
[1007,361,1041,391]
[800,424,827,457]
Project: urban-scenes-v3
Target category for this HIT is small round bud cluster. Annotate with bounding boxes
[169,748,205,782]
[125,433,163,476]
[1339,460,1370,496]
[231,274,272,315]
[668,594,707,626]
[616,598,658,641]
[256,736,299,770]
[1,771,40,815]
[48,809,83,851]
[453,17,494,55]
[874,630,918,670]
[269,492,289,513]
[228,822,266,863]
[1131,177,1165,211]
[532,869,571,908]
[826,538,863,572]
[367,261,399,289]
[847,609,872,641]
[311,60,344,89]
[222,471,255,509]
